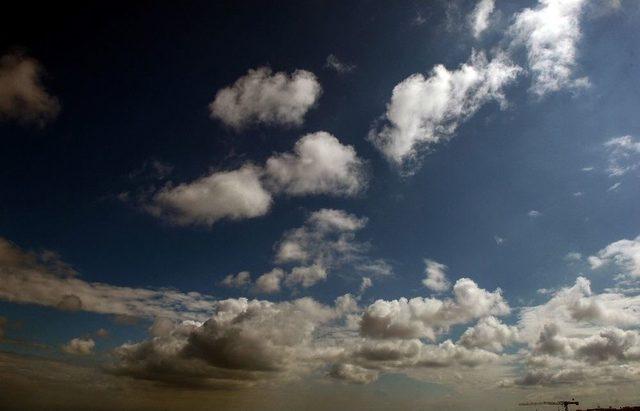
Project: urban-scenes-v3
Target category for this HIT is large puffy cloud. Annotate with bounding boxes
[0,52,60,125]
[264,132,366,196]
[148,164,272,227]
[369,50,520,168]
[604,135,640,177]
[588,234,640,280]
[519,277,640,343]
[329,337,501,385]
[140,132,366,227]
[0,237,218,321]
[509,0,589,96]
[209,67,321,130]
[506,272,640,388]
[112,297,337,387]
[503,324,640,388]
[458,316,520,352]
[111,292,504,388]
[360,278,510,341]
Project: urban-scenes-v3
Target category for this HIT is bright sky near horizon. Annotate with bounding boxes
[1,1,640,410]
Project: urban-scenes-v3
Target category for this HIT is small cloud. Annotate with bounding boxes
[422,259,451,292]
[220,271,251,288]
[536,288,556,295]
[252,268,285,294]
[564,252,582,262]
[359,277,372,295]
[128,159,173,181]
[412,12,426,26]
[527,210,542,218]
[324,54,356,74]
[494,236,506,246]
[355,259,393,277]
[581,166,594,172]
[62,337,95,355]
[468,0,495,39]
[573,191,583,197]
[607,182,621,192]
[604,135,640,177]
[0,52,60,126]
[95,328,109,338]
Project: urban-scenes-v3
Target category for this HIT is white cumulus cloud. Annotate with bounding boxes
[509,0,589,96]
[265,131,366,196]
[369,50,520,169]
[209,67,321,130]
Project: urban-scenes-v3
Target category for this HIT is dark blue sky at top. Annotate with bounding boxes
[1,0,639,349]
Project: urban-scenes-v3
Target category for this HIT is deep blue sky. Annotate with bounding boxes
[1,1,640,409]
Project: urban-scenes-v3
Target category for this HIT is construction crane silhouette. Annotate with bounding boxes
[519,400,579,411]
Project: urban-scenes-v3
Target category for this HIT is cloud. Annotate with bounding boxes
[62,337,95,355]
[355,259,394,277]
[422,259,451,292]
[209,67,321,130]
[95,328,110,338]
[527,210,542,218]
[565,252,582,262]
[328,363,378,384]
[253,268,285,294]
[139,132,365,227]
[359,277,372,295]
[469,0,495,39]
[0,52,60,125]
[588,234,640,279]
[520,277,640,342]
[220,271,251,288]
[235,209,384,292]
[509,0,589,96]
[285,264,328,288]
[0,237,218,321]
[360,278,510,341]
[324,54,356,74]
[604,135,640,177]
[336,338,500,377]
[368,50,520,169]
[264,131,366,196]
[458,316,520,352]
[147,164,272,227]
[607,182,621,191]
[503,270,640,388]
[112,297,336,387]
[275,209,368,267]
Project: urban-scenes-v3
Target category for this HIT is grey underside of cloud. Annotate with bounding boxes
[3,234,640,391]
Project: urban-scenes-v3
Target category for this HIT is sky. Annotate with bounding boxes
[1,0,640,410]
